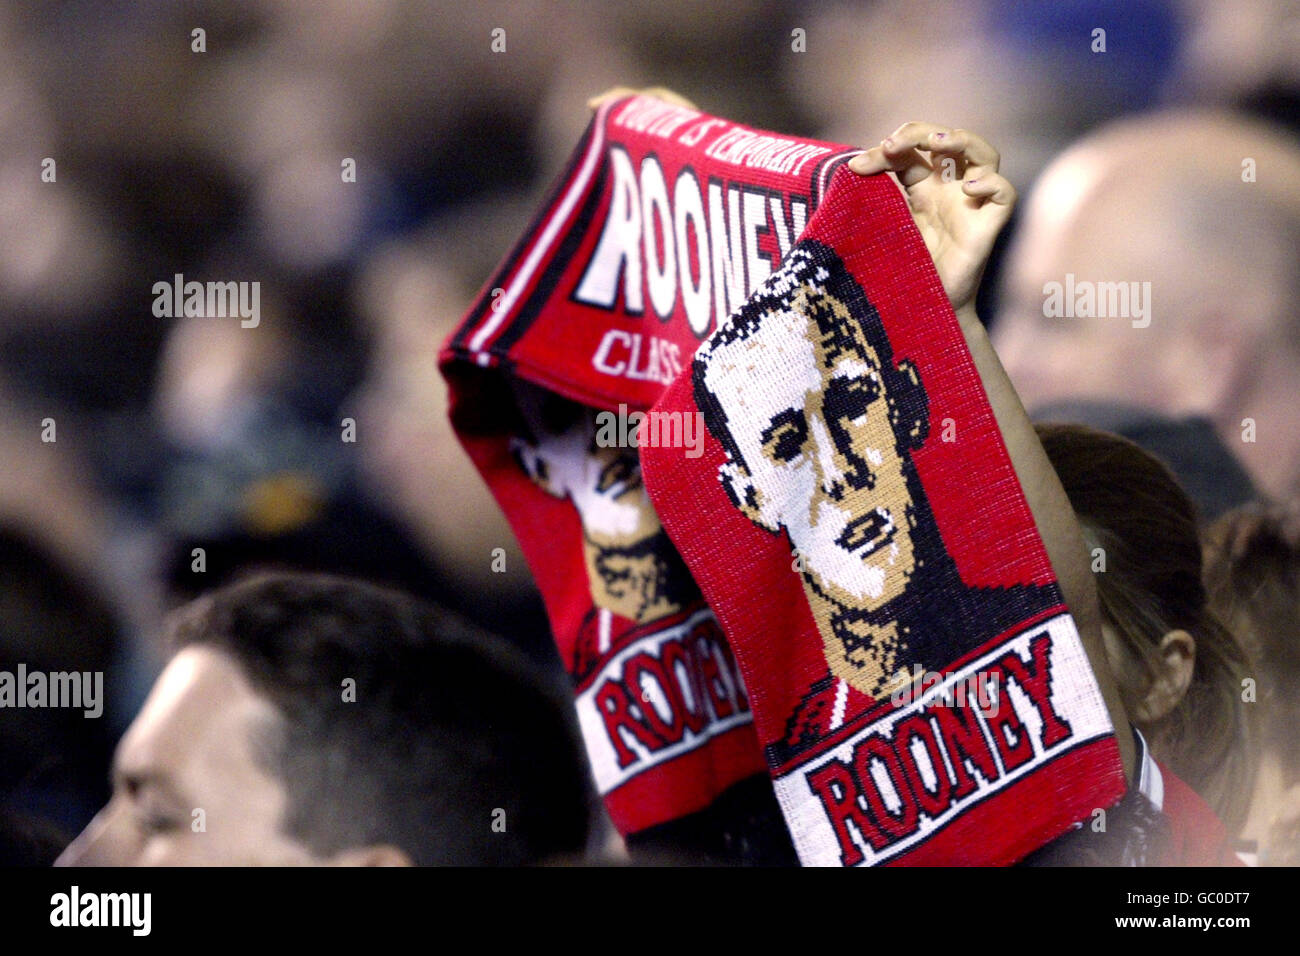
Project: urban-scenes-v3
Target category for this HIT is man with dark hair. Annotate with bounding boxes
[57,572,594,866]
[693,242,1045,761]
[0,524,124,864]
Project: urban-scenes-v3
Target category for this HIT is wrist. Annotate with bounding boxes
[954,305,984,337]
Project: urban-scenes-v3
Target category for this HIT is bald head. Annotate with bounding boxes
[994,110,1300,498]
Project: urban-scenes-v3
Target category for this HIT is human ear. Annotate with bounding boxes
[719,461,779,532]
[893,359,929,448]
[1133,629,1196,724]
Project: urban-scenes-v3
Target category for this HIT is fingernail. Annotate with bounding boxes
[882,137,894,147]
[966,178,980,185]
[933,132,946,140]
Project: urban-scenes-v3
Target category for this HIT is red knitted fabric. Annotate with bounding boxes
[440,94,1126,861]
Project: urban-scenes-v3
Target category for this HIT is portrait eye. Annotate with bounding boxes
[829,374,880,422]
[761,409,808,463]
[597,453,641,494]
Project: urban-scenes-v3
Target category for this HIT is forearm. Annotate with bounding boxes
[956,308,1136,781]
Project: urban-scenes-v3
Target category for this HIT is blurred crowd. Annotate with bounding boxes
[1,0,1298,866]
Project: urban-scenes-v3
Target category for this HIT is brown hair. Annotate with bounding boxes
[1203,500,1300,769]
[1035,422,1256,835]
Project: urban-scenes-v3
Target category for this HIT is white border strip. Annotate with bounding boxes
[467,100,614,357]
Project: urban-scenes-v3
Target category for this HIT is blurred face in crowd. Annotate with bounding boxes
[993,113,1300,499]
[56,646,401,866]
[1247,755,1300,867]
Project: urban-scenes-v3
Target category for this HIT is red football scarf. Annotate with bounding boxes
[440,94,1126,864]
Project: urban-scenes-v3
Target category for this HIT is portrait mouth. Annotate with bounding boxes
[835,507,895,557]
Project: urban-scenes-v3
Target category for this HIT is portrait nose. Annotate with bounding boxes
[809,416,849,500]
[822,403,878,495]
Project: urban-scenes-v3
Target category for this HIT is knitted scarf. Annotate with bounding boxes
[440,94,1125,864]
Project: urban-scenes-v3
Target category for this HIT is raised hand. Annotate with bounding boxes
[849,122,1016,324]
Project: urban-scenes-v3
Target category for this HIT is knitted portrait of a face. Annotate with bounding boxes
[512,412,692,625]
[695,244,934,698]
